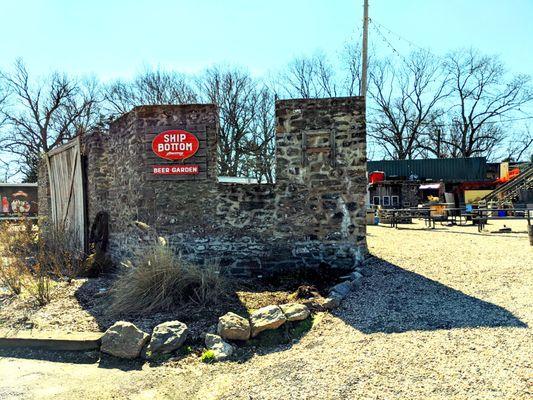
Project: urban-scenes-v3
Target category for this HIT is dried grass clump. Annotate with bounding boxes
[109,244,229,315]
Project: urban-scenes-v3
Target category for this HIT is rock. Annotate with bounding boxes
[360,267,373,277]
[201,323,217,338]
[217,312,251,341]
[340,271,363,281]
[101,321,150,359]
[205,333,222,348]
[94,288,109,298]
[322,294,342,310]
[280,303,310,321]
[329,281,353,298]
[351,271,363,281]
[250,305,287,337]
[146,320,188,356]
[205,333,233,361]
[133,221,152,231]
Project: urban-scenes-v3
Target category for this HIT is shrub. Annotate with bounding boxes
[109,244,230,315]
[22,262,53,306]
[38,224,85,281]
[0,220,84,305]
[0,260,23,295]
[200,350,215,363]
[0,221,36,295]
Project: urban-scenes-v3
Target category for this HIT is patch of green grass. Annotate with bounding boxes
[201,349,216,363]
[175,345,194,357]
[290,315,314,339]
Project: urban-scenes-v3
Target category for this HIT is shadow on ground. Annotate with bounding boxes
[0,347,145,370]
[2,254,526,366]
[0,348,99,365]
[337,256,527,334]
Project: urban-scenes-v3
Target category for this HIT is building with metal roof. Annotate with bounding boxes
[367,157,488,182]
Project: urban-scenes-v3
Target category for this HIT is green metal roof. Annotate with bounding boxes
[367,157,487,182]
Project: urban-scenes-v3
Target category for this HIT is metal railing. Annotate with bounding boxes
[377,206,532,232]
[481,165,533,205]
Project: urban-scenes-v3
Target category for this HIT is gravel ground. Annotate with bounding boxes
[1,219,531,399]
[0,277,300,339]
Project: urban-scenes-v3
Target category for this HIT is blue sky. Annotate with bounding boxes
[1,0,532,80]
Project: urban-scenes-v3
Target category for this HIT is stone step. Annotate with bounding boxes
[0,330,103,351]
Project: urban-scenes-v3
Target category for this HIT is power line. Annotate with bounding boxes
[369,20,409,64]
[370,18,444,60]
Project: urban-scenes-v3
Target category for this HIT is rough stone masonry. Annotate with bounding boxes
[39,97,367,276]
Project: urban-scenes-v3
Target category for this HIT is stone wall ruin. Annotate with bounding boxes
[40,97,367,277]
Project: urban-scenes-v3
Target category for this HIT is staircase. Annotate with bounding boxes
[482,165,533,206]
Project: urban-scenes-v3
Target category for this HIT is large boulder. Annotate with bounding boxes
[101,321,150,359]
[217,312,251,341]
[145,320,188,356]
[250,305,287,337]
[205,333,233,361]
[280,303,310,322]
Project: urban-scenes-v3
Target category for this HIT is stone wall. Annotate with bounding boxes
[42,97,367,277]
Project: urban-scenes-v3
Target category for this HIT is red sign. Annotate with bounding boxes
[152,165,199,175]
[151,130,199,161]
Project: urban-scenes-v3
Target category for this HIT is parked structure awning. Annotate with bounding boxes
[419,183,442,190]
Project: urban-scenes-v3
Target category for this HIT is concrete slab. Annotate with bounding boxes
[0,330,102,351]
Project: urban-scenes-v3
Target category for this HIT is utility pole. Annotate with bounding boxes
[360,0,369,97]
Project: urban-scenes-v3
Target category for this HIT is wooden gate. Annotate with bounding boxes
[45,137,86,251]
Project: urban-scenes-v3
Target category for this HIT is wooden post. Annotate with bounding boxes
[360,0,369,97]
[527,210,533,246]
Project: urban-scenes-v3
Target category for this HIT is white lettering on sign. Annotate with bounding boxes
[151,130,199,161]
[152,165,199,175]
[164,133,187,143]
[157,142,193,152]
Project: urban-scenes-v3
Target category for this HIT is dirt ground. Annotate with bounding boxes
[1,219,532,399]
[0,264,336,340]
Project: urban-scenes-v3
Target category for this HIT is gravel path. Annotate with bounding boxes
[1,219,531,399]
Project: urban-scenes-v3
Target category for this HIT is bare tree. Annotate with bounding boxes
[0,159,13,183]
[240,87,276,183]
[105,68,198,114]
[0,77,8,125]
[442,49,533,158]
[278,53,340,98]
[341,42,363,96]
[0,78,10,181]
[0,59,101,181]
[503,124,533,162]
[197,67,260,176]
[369,50,450,159]
[277,45,364,100]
